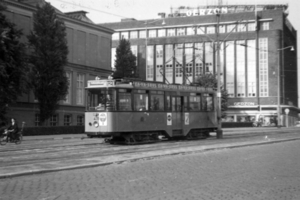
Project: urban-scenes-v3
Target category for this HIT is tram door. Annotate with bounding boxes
[171,96,184,136]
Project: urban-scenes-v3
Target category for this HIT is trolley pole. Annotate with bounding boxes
[216,12,223,139]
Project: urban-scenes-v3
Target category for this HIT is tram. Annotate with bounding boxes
[85,78,217,144]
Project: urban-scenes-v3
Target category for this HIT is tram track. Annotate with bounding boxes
[1,131,299,169]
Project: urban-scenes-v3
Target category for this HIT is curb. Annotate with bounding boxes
[23,135,87,141]
[1,136,300,179]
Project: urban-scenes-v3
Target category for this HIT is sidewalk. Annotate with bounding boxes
[1,127,299,179]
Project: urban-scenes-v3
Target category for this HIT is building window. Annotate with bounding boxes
[111,48,116,70]
[64,114,72,126]
[185,43,193,83]
[64,71,72,104]
[148,30,156,38]
[167,28,175,36]
[165,44,173,84]
[226,41,235,97]
[76,74,84,105]
[237,24,246,32]
[236,40,246,97]
[139,30,146,38]
[176,27,185,36]
[206,26,215,34]
[146,46,154,81]
[121,32,129,39]
[262,22,269,30]
[197,26,205,34]
[155,45,163,82]
[204,42,213,74]
[50,115,58,126]
[259,38,268,97]
[35,113,40,126]
[195,43,203,76]
[247,40,256,97]
[77,115,84,126]
[247,22,255,31]
[187,27,195,35]
[219,25,226,33]
[131,45,138,66]
[112,33,119,40]
[130,31,138,39]
[175,44,183,84]
[227,24,236,33]
[158,29,166,37]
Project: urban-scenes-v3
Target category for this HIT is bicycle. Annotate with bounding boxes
[0,122,25,145]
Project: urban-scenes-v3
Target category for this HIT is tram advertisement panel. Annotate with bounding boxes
[99,112,107,126]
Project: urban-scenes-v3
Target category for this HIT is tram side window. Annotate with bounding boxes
[184,96,189,111]
[202,93,214,111]
[150,92,164,111]
[118,89,132,111]
[134,90,149,111]
[189,96,201,111]
[165,95,171,111]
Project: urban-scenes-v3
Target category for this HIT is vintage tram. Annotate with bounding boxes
[85,78,217,144]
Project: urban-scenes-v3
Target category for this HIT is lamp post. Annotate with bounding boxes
[277,45,294,128]
[215,13,222,138]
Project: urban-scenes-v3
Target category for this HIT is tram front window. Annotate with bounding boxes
[87,89,116,111]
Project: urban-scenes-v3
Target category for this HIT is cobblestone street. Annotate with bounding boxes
[1,139,300,200]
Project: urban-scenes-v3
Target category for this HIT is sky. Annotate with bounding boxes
[46,0,300,99]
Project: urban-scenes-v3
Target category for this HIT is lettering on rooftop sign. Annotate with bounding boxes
[171,5,287,17]
[233,102,256,106]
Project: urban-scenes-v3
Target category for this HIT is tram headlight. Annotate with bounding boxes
[93,121,99,128]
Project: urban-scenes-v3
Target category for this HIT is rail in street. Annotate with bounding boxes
[0,127,300,179]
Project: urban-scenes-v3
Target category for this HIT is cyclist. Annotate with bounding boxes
[6,118,19,141]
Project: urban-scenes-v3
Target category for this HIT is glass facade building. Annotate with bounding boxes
[103,6,298,126]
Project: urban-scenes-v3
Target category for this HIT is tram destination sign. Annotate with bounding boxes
[132,81,212,92]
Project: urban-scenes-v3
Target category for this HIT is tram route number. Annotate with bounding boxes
[185,113,189,125]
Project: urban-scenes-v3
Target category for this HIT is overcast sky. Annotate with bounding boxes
[46,0,299,25]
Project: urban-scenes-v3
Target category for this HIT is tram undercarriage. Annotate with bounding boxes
[102,129,214,145]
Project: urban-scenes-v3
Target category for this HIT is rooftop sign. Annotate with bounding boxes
[169,5,287,17]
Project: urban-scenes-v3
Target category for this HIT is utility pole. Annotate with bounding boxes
[216,12,223,139]
[215,0,223,138]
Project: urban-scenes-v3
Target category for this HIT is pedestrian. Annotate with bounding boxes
[6,118,19,141]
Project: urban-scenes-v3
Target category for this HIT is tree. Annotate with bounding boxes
[113,38,137,79]
[27,2,68,124]
[0,2,28,121]
[194,74,228,117]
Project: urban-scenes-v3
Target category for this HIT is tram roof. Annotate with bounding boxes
[86,79,215,93]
